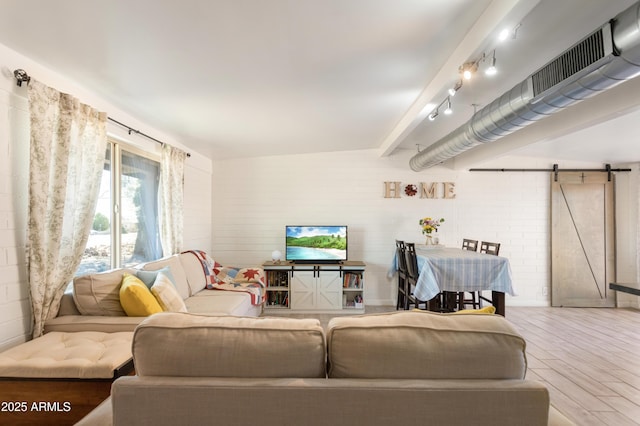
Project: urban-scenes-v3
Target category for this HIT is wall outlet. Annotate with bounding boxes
[542,287,548,296]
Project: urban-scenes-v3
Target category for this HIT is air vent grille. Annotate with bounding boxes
[531,25,612,96]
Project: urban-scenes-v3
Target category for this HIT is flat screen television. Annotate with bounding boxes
[285,226,347,263]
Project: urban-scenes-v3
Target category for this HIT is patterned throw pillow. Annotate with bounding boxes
[119,273,163,317]
[151,272,188,313]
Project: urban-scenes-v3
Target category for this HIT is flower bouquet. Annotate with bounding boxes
[419,217,444,245]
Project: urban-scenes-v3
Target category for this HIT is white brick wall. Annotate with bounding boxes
[211,149,616,307]
[0,79,31,350]
[183,157,213,253]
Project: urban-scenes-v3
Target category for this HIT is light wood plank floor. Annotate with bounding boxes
[268,306,640,425]
[508,307,640,426]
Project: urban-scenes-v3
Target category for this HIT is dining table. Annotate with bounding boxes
[391,245,515,316]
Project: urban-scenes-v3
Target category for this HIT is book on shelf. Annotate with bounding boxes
[268,290,289,307]
[267,271,289,287]
[343,272,362,288]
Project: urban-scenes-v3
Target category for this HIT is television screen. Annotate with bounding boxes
[285,226,347,262]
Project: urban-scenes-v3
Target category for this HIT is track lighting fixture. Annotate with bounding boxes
[427,25,520,126]
[485,50,497,76]
[448,79,463,96]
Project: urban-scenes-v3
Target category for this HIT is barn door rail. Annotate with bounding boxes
[469,164,631,181]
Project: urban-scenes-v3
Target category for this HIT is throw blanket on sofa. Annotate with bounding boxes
[184,250,266,306]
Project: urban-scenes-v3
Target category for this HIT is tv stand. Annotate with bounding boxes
[262,261,365,313]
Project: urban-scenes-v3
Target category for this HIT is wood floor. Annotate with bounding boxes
[268,306,640,425]
[508,307,640,426]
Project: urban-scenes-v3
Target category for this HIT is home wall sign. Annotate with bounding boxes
[384,181,456,199]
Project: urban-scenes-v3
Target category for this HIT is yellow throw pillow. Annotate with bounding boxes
[452,306,496,315]
[120,273,163,316]
[151,272,188,313]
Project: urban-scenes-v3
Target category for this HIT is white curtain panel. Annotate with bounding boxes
[160,144,187,256]
[27,80,107,337]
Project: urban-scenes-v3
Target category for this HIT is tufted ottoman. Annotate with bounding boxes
[0,331,133,426]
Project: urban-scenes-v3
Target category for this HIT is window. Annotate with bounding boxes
[77,140,162,275]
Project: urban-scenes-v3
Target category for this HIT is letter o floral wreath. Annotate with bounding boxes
[404,184,417,196]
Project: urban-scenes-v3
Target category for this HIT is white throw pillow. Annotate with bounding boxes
[151,272,188,313]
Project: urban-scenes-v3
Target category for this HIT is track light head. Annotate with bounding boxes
[498,23,521,42]
[485,50,497,76]
[448,79,463,96]
[460,62,478,80]
[444,97,452,115]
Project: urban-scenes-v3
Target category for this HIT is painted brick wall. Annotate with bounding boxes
[211,149,612,307]
[0,89,30,350]
[183,157,213,253]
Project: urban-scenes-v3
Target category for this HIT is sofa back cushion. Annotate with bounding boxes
[133,313,326,378]
[73,268,136,316]
[139,255,190,299]
[326,311,527,380]
[178,251,208,294]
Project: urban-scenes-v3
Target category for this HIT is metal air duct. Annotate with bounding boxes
[410,1,640,171]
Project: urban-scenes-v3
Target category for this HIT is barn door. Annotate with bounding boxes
[551,172,615,307]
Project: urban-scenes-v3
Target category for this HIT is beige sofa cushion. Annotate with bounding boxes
[44,315,144,333]
[185,290,257,316]
[110,377,551,426]
[133,312,326,378]
[178,251,207,294]
[327,311,527,379]
[73,268,136,316]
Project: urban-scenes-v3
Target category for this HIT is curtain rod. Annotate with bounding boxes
[469,164,631,182]
[13,68,190,158]
[107,117,190,157]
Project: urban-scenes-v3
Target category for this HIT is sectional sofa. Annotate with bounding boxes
[44,251,264,334]
[78,310,574,426]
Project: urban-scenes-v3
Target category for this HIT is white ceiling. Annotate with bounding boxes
[0,0,638,166]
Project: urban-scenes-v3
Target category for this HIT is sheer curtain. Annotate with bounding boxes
[122,150,162,265]
[160,144,187,256]
[27,80,107,337]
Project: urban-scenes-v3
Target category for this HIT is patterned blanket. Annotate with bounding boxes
[184,250,266,306]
